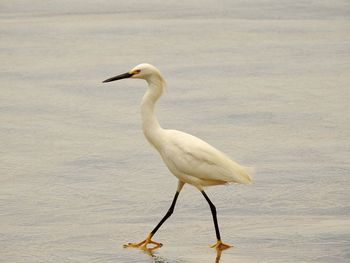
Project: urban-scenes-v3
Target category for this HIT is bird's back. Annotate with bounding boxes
[158,129,252,187]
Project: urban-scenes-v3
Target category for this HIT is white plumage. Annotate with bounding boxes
[103,63,252,251]
[129,63,252,190]
[159,129,252,189]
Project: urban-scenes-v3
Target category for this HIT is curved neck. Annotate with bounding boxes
[140,75,165,149]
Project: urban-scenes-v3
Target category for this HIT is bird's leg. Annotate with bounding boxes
[201,190,232,250]
[124,182,184,250]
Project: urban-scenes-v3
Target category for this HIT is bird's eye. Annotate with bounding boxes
[134,69,141,74]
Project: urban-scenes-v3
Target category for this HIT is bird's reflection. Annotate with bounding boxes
[125,245,229,263]
[214,245,232,262]
[215,248,223,263]
[140,247,174,263]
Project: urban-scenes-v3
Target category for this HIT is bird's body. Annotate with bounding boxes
[103,63,252,251]
[159,129,252,188]
[138,64,252,190]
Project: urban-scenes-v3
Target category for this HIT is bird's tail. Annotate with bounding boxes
[234,165,254,184]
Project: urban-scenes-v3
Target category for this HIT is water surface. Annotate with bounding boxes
[1,1,349,262]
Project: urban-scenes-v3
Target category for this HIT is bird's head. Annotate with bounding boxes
[103,63,162,83]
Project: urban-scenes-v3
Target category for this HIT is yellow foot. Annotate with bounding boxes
[210,240,233,250]
[123,234,163,251]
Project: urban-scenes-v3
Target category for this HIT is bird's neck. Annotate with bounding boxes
[140,75,165,149]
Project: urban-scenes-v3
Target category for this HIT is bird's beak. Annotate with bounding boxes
[102,72,133,83]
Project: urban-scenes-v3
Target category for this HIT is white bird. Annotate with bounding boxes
[103,63,252,251]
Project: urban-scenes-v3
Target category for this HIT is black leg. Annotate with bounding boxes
[201,190,221,241]
[150,191,180,236]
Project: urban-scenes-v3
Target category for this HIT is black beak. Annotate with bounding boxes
[102,72,133,83]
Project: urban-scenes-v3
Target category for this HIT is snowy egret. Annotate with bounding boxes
[103,63,252,251]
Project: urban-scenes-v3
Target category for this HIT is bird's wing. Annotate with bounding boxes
[162,130,251,184]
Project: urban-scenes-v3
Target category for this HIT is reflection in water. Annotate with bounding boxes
[152,253,178,263]
[125,244,229,263]
[125,246,177,263]
[215,249,222,263]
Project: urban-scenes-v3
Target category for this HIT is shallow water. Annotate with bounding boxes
[1,1,350,262]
